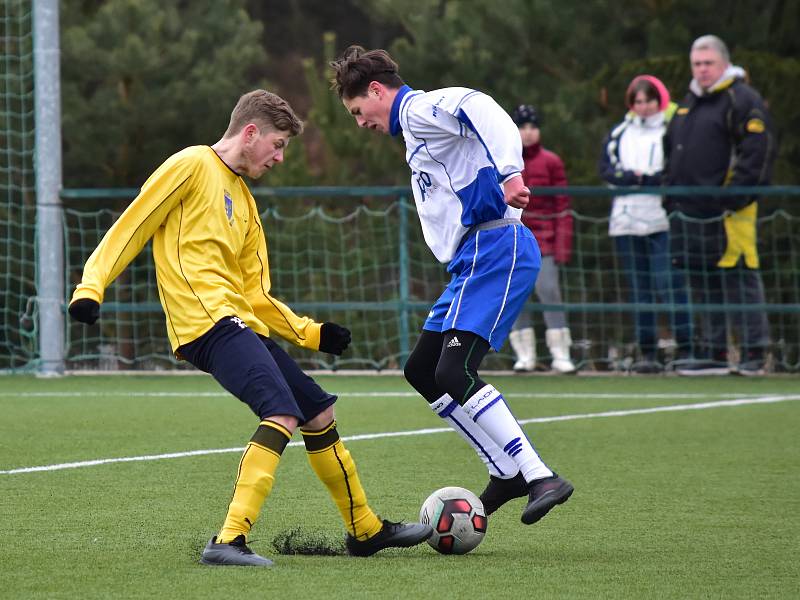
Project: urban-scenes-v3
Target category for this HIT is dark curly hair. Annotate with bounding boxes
[329,45,405,99]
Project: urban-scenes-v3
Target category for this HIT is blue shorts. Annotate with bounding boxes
[424,223,540,351]
[178,317,336,422]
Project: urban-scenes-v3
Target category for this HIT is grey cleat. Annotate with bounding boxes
[345,519,433,557]
[200,535,274,567]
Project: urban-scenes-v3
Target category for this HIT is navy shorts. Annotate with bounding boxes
[178,317,336,423]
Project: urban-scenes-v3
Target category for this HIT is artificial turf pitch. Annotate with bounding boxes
[1,374,798,599]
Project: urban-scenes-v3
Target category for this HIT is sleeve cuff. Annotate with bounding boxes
[70,286,103,305]
[305,321,323,351]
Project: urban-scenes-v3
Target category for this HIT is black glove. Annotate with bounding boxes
[319,322,351,355]
[68,298,100,325]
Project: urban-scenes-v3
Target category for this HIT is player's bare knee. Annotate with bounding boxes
[303,405,335,431]
[264,414,299,434]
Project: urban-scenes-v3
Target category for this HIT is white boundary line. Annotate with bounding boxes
[0,391,765,399]
[2,394,798,476]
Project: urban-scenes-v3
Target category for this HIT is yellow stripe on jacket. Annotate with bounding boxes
[71,145,321,352]
[718,202,759,269]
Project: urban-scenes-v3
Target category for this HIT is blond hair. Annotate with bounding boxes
[223,90,303,138]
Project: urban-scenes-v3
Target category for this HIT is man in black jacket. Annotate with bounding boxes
[664,34,776,376]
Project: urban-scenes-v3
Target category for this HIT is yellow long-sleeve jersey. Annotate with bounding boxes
[71,145,322,353]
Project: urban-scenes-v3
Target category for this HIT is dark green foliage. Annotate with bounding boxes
[300,33,407,185]
[61,0,268,187]
[352,0,799,185]
[58,0,800,186]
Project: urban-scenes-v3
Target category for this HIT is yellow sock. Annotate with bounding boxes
[217,420,291,544]
[302,421,383,541]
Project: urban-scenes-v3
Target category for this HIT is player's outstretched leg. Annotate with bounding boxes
[201,420,291,566]
[301,420,432,556]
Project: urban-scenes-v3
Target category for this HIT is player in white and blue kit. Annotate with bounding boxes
[331,46,573,525]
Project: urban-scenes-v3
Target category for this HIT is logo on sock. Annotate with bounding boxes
[447,336,461,348]
[431,395,458,416]
[463,385,501,421]
[504,437,524,458]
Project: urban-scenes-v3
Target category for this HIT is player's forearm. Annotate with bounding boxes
[71,222,143,303]
[72,172,187,303]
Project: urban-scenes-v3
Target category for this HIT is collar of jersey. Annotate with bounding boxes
[389,85,413,136]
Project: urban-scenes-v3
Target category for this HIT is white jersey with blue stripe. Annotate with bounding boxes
[390,85,523,263]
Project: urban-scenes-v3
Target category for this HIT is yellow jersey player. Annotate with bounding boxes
[69,89,431,566]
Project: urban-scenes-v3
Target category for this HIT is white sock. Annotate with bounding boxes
[462,385,553,482]
[430,394,519,479]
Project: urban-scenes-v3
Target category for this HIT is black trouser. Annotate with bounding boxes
[690,267,770,357]
[671,215,770,359]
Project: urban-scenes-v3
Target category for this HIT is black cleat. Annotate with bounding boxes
[345,520,432,557]
[479,472,529,515]
[521,475,574,525]
[200,535,274,567]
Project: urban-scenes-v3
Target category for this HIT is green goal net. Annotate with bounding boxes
[63,194,449,371]
[60,191,800,373]
[0,2,36,370]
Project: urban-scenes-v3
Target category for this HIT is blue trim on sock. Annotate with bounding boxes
[439,399,458,418]
[472,395,501,421]
[447,413,508,477]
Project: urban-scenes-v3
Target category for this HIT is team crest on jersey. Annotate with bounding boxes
[224,190,233,225]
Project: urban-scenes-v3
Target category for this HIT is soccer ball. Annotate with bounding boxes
[419,486,487,554]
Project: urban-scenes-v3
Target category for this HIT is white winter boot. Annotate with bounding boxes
[509,327,536,372]
[546,328,577,374]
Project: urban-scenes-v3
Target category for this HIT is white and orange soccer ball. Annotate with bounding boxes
[419,486,487,554]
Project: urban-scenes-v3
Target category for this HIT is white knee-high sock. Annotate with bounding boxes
[462,385,553,482]
[430,394,519,479]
